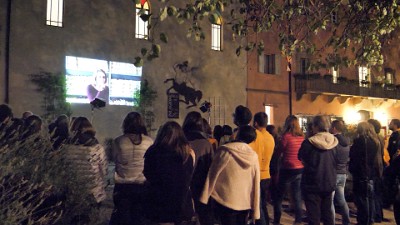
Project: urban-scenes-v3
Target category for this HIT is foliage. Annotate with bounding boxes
[133,0,400,69]
[30,71,72,122]
[0,127,105,224]
[133,79,158,133]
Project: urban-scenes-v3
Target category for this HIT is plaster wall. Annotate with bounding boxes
[1,0,247,141]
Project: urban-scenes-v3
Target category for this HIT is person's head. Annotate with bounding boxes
[389,119,400,131]
[202,118,212,136]
[0,104,13,124]
[356,121,378,141]
[70,116,96,136]
[213,125,223,141]
[330,120,345,135]
[233,105,252,126]
[22,111,33,120]
[182,111,204,133]
[94,69,107,86]
[22,115,42,138]
[122,112,147,135]
[283,115,304,136]
[312,115,331,133]
[367,119,381,134]
[154,121,190,161]
[49,114,69,135]
[253,112,268,129]
[236,125,257,144]
[222,125,233,136]
[266,124,277,136]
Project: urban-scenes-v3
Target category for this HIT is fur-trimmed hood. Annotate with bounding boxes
[308,132,338,150]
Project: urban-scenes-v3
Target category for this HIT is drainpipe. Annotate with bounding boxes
[4,0,11,103]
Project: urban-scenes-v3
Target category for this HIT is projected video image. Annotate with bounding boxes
[65,56,142,106]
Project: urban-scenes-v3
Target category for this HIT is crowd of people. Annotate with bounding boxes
[0,103,400,225]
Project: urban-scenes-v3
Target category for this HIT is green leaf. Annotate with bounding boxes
[141,48,147,56]
[134,57,144,67]
[160,7,168,21]
[152,44,161,54]
[167,6,178,16]
[209,13,219,24]
[160,33,168,43]
[216,2,224,13]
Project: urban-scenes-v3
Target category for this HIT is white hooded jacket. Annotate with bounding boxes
[199,142,260,220]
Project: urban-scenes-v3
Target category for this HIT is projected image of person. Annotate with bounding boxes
[87,69,109,102]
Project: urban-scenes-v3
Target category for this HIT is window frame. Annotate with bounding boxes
[46,0,64,27]
[258,53,281,75]
[211,16,223,51]
[135,0,150,39]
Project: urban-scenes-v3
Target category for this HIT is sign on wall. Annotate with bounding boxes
[168,93,179,118]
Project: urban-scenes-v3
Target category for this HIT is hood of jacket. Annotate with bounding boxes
[220,142,258,169]
[334,133,350,147]
[308,132,338,150]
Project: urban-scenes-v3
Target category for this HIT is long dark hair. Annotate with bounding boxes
[182,111,204,134]
[122,112,147,145]
[153,121,191,162]
[283,115,304,136]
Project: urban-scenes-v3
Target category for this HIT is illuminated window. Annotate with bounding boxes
[135,0,150,39]
[264,105,274,124]
[332,67,339,83]
[259,54,281,75]
[385,68,395,84]
[46,0,63,27]
[211,16,222,51]
[358,66,370,87]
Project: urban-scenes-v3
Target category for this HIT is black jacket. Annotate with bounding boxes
[388,130,400,161]
[143,146,194,223]
[334,133,350,174]
[349,136,379,181]
[298,132,338,193]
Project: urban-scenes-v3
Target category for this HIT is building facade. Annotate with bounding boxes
[0,0,247,141]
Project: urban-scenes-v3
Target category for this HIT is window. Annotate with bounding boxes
[264,105,274,124]
[331,11,338,24]
[259,54,281,75]
[211,16,222,51]
[385,68,395,84]
[46,0,63,27]
[300,58,310,75]
[358,66,370,87]
[332,67,339,84]
[135,0,150,39]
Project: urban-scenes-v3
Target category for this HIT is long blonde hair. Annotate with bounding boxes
[356,121,380,146]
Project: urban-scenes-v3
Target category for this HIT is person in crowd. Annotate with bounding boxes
[387,119,400,162]
[250,112,275,225]
[349,122,381,225]
[213,125,223,145]
[48,114,70,150]
[143,121,195,225]
[267,125,281,204]
[22,111,33,120]
[20,115,43,140]
[330,120,350,225]
[220,125,233,145]
[298,115,338,225]
[109,112,153,225]
[273,115,304,225]
[200,125,260,225]
[367,119,386,223]
[0,104,13,133]
[384,149,400,224]
[203,118,218,151]
[231,105,253,138]
[0,118,23,145]
[182,112,214,225]
[87,69,109,103]
[65,117,108,204]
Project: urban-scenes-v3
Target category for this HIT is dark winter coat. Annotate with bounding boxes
[298,132,338,193]
[349,136,380,181]
[143,146,194,223]
[333,133,350,174]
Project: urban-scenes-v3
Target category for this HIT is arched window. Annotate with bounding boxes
[135,0,150,39]
[211,15,222,51]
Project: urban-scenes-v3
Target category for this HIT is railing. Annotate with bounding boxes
[295,76,400,100]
